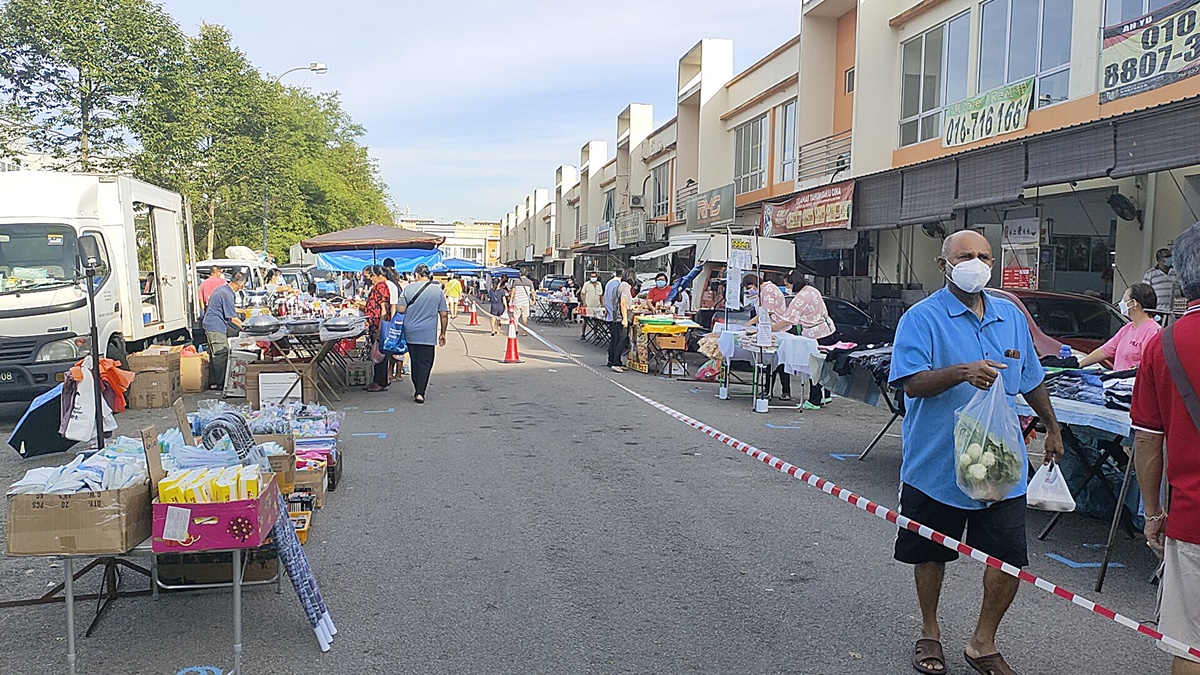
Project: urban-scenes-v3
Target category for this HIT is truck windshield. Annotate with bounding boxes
[0,224,79,294]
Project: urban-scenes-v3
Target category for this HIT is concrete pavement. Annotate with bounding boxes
[0,316,1171,674]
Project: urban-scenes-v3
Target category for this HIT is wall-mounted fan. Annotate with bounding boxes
[1107,193,1141,223]
[921,222,946,238]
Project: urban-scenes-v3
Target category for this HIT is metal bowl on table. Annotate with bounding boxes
[286,318,321,335]
[241,313,281,336]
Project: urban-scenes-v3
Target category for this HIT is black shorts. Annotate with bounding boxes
[893,483,1029,568]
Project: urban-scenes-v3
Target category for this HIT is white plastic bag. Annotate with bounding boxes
[1027,463,1076,512]
[953,377,1025,502]
[64,356,118,442]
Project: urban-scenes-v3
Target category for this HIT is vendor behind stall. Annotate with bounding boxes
[647,272,672,307]
[1077,283,1160,370]
[745,270,835,407]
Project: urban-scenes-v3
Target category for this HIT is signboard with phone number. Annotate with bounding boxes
[1101,0,1200,103]
[942,78,1034,147]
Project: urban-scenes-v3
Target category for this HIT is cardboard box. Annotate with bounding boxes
[254,434,296,493]
[155,549,278,584]
[179,352,210,393]
[293,467,327,508]
[151,474,281,553]
[245,362,316,410]
[127,347,181,374]
[128,370,181,409]
[7,485,152,556]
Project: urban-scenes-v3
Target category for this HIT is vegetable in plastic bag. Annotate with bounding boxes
[953,377,1025,503]
[1026,463,1076,512]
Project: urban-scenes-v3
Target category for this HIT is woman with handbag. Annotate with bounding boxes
[364,265,393,393]
[395,264,449,404]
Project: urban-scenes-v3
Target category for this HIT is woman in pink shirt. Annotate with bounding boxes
[1078,283,1161,370]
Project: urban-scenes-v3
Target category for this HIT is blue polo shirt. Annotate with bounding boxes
[888,288,1045,509]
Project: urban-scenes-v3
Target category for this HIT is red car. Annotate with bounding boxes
[988,289,1128,359]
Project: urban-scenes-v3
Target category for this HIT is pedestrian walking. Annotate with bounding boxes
[888,230,1063,675]
[487,277,508,336]
[396,264,449,404]
[604,269,634,372]
[203,272,245,390]
[1131,222,1200,675]
[509,269,535,336]
[579,272,605,337]
[444,273,464,319]
[364,265,393,393]
[1143,247,1182,312]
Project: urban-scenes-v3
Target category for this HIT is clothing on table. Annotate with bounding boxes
[888,287,1045,510]
[408,343,436,397]
[1143,267,1181,311]
[202,284,238,334]
[1100,319,1161,370]
[608,320,629,367]
[399,281,449,345]
[1102,375,1135,411]
[830,345,894,383]
[206,330,229,389]
[364,281,390,333]
[579,280,605,310]
[1043,370,1106,406]
[511,278,534,308]
[198,275,226,306]
[1130,299,1200,544]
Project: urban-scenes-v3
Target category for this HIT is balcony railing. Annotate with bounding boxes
[554,232,562,249]
[645,219,664,243]
[674,182,698,221]
[796,130,852,184]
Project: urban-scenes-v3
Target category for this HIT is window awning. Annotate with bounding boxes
[899,161,956,226]
[1025,124,1114,187]
[631,243,693,261]
[1110,101,1200,178]
[957,143,1025,209]
[854,172,902,231]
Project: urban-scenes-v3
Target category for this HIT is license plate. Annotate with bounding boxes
[0,369,18,384]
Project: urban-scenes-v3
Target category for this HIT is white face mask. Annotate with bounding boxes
[1118,300,1131,315]
[945,258,992,294]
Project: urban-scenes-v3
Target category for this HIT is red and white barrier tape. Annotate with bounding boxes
[517,326,1200,660]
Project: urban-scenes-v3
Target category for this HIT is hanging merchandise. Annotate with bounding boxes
[64,356,118,442]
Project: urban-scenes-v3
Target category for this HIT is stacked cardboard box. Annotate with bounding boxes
[170,346,211,393]
[127,347,182,409]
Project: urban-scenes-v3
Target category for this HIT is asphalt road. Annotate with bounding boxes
[0,315,1172,674]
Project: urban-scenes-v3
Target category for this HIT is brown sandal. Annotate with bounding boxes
[912,639,945,674]
[965,651,1019,675]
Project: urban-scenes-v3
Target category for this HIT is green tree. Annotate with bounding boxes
[0,0,188,171]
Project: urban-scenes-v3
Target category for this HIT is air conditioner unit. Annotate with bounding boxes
[630,194,646,209]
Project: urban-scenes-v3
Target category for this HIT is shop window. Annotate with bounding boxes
[602,188,615,224]
[734,114,768,194]
[845,68,856,94]
[650,162,671,217]
[979,0,1073,107]
[778,100,797,183]
[1106,0,1176,26]
[899,12,970,146]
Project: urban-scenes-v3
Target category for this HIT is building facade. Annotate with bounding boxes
[498,0,1200,319]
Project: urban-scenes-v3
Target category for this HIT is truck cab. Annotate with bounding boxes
[0,172,192,402]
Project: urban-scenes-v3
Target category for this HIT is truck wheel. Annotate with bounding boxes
[106,338,129,368]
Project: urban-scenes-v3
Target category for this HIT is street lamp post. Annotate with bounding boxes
[262,62,328,255]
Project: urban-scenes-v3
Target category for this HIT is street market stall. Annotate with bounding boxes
[714,324,819,411]
[627,314,702,376]
[811,345,902,459]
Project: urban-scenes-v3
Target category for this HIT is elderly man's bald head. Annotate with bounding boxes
[940,230,994,265]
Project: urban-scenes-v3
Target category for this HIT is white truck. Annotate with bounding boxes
[0,172,194,402]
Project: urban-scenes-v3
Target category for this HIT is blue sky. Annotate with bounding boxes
[160,1,800,223]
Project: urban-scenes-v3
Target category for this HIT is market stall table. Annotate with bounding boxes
[580,311,610,347]
[1016,394,1135,591]
[252,322,365,405]
[533,296,570,326]
[811,346,901,459]
[632,316,701,377]
[716,327,819,410]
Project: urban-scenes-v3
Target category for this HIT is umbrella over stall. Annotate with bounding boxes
[8,384,76,458]
[300,223,445,263]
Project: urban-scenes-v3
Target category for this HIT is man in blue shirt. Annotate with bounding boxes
[888,230,1062,675]
[203,273,245,390]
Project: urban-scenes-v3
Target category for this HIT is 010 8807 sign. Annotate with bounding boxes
[1101,0,1200,103]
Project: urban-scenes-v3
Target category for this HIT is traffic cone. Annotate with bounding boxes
[468,301,479,326]
[502,315,522,363]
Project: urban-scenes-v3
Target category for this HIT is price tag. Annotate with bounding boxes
[162,506,191,542]
[756,324,774,348]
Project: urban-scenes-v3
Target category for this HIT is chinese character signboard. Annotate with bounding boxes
[686,183,735,231]
[760,181,854,237]
[1101,0,1200,103]
[1001,217,1040,290]
[942,78,1034,147]
[615,212,644,246]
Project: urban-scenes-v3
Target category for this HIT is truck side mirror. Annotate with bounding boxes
[78,234,102,270]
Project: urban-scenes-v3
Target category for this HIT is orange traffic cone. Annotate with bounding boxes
[468,301,479,326]
[502,314,522,363]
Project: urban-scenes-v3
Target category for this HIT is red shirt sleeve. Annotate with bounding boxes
[1130,333,1165,433]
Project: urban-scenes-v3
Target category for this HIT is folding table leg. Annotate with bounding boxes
[858,413,900,460]
[1096,458,1137,592]
[64,558,76,675]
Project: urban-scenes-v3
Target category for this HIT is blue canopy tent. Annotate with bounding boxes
[431,258,486,275]
[486,266,520,279]
[315,248,443,273]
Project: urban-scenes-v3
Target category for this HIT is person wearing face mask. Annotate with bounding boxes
[647,272,672,307]
[888,230,1064,675]
[1077,283,1160,370]
[1143,247,1182,312]
[578,271,605,336]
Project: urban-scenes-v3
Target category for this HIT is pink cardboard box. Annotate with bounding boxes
[151,475,280,553]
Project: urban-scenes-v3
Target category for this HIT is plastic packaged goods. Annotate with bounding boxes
[7,454,147,495]
[953,378,1025,503]
[159,464,262,504]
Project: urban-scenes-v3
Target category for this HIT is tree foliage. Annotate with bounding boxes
[0,3,391,261]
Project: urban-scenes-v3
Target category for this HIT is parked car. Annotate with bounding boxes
[988,289,1127,358]
[539,274,572,292]
[822,297,896,346]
